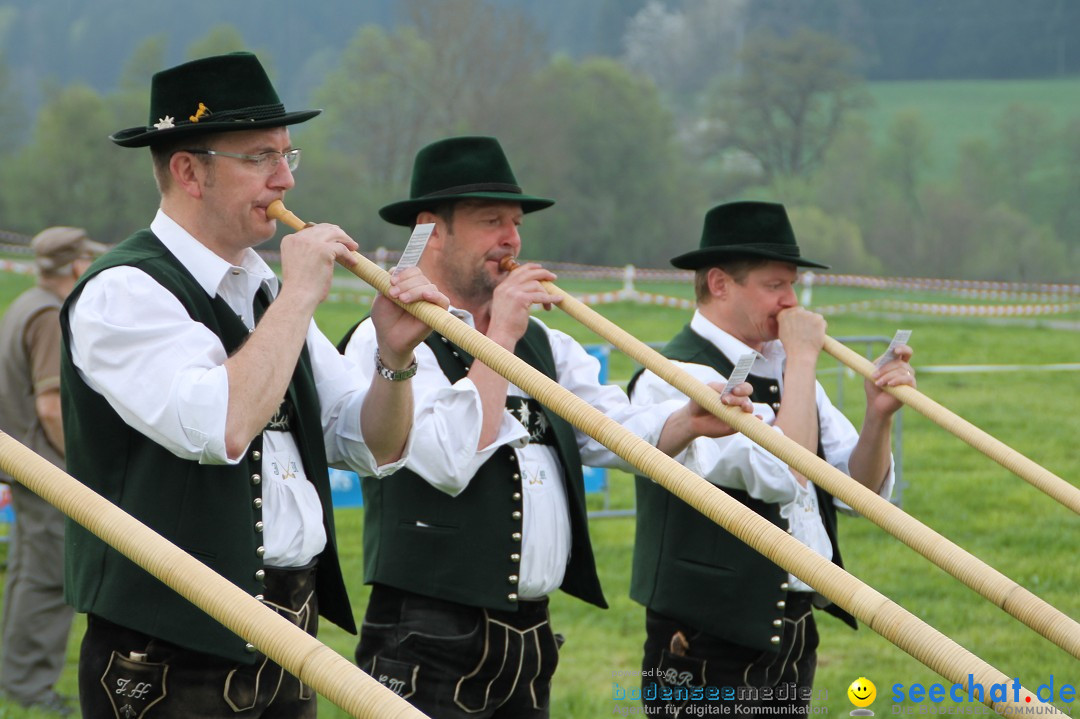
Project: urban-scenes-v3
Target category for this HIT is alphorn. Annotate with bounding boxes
[268,199,1060,716]
[820,336,1080,514]
[0,432,429,719]
[494,256,1080,660]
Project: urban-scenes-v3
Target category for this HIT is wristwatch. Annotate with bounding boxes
[374,349,418,382]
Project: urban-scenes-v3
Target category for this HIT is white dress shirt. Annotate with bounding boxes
[68,209,406,567]
[630,310,894,592]
[345,310,685,600]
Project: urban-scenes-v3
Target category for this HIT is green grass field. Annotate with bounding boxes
[1,272,1078,718]
[863,76,1080,177]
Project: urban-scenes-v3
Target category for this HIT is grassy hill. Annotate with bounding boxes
[862,76,1080,176]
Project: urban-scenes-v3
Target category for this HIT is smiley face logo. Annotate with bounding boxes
[848,677,877,708]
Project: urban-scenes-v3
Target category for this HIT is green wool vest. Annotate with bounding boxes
[355,319,606,610]
[60,230,355,663]
[629,324,855,653]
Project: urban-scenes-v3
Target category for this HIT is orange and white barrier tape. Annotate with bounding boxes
[0,258,34,275]
[573,289,693,310]
[808,272,1080,296]
[815,300,1080,317]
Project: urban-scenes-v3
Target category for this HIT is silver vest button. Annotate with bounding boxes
[254,569,265,582]
[780,582,789,590]
[253,498,263,510]
[255,521,264,533]
[245,642,257,653]
[251,473,262,485]
[508,575,519,584]
[512,492,522,501]
[773,619,783,628]
[511,532,522,542]
[512,473,520,481]
[510,553,520,562]
[251,450,261,461]
[512,511,522,520]
[769,385,779,393]
[776,600,786,609]
[770,635,781,645]
[507,593,518,602]
[256,546,265,558]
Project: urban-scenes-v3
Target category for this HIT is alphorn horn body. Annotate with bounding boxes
[504,259,1080,515]
[267,199,1062,715]
[820,336,1080,514]
[494,252,1080,660]
[0,433,429,719]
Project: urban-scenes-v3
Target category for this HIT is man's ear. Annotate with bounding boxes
[706,267,730,300]
[417,210,444,247]
[170,152,206,199]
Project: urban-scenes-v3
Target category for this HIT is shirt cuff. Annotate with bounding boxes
[330,387,411,477]
[175,365,236,465]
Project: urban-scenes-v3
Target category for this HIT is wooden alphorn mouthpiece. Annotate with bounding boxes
[266,199,304,230]
[499,256,521,272]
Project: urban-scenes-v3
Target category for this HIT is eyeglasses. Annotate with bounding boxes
[183,148,302,173]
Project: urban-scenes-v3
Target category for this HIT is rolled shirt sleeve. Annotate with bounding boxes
[631,364,802,504]
[70,266,235,464]
[544,326,684,471]
[630,361,893,509]
[815,386,895,512]
[69,265,403,477]
[343,315,685,494]
[343,316,529,496]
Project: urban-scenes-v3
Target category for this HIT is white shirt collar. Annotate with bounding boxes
[150,209,279,298]
[448,305,476,328]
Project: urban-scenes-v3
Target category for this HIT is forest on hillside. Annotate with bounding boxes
[3,0,1078,101]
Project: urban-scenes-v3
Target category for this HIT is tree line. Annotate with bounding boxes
[3,0,1078,105]
[1,0,1078,281]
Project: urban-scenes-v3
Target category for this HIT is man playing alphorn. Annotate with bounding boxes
[61,52,445,717]
[629,201,916,716]
[340,135,752,719]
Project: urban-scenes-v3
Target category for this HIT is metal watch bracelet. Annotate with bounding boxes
[374,348,418,382]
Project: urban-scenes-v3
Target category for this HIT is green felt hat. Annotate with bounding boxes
[670,201,829,270]
[110,52,320,148]
[379,136,554,227]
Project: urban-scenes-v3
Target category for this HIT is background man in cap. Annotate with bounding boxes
[0,227,106,716]
[62,52,445,717]
[340,135,752,719]
[628,201,916,715]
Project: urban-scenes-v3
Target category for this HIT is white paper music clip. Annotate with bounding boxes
[876,329,912,368]
[395,223,435,271]
[722,353,756,396]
